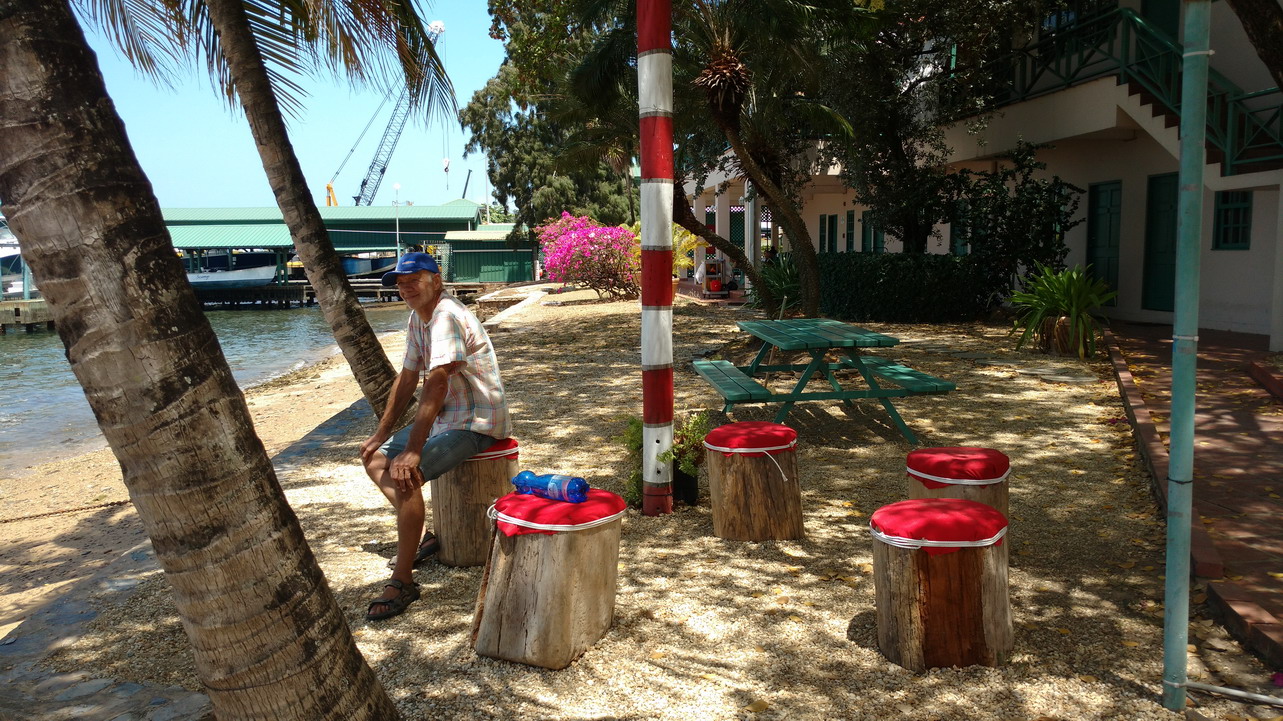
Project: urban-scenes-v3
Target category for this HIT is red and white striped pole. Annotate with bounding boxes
[638,0,674,515]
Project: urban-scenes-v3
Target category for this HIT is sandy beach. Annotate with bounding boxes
[2,286,1280,720]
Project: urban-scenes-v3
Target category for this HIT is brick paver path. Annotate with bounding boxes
[1111,321,1283,666]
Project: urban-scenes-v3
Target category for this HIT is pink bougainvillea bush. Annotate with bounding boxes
[535,213,641,299]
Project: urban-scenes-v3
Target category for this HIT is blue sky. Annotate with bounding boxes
[83,2,506,210]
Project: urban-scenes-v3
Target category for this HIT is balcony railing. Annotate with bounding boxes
[960,8,1282,175]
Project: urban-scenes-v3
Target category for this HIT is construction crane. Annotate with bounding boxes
[325,21,445,206]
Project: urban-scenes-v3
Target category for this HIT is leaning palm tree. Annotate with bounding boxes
[86,0,455,417]
[0,0,399,718]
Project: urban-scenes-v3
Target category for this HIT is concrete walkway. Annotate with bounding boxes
[1107,321,1283,669]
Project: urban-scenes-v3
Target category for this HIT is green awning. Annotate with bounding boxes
[163,205,481,224]
[168,224,293,249]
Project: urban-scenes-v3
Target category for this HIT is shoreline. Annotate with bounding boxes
[0,317,406,481]
[0,326,409,639]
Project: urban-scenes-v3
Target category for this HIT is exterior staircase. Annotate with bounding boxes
[971,7,1282,176]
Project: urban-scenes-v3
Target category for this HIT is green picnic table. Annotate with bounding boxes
[692,318,955,444]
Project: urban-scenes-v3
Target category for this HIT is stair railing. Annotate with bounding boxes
[961,7,1281,175]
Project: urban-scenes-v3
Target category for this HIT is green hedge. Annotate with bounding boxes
[817,252,992,323]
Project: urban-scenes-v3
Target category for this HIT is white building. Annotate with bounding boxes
[688,0,1283,350]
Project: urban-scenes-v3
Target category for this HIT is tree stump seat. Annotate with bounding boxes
[703,422,803,541]
[905,446,1010,518]
[472,489,626,670]
[871,498,1012,672]
[431,437,519,567]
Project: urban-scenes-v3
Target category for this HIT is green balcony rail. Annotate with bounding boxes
[960,7,1281,175]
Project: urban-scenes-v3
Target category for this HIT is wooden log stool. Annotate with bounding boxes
[870,498,1012,671]
[906,446,1010,518]
[703,421,803,541]
[431,437,519,567]
[472,489,626,669]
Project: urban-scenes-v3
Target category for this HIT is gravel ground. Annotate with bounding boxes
[36,288,1283,720]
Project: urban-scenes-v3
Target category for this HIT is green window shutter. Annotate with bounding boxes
[845,210,856,252]
[1212,191,1252,250]
[828,214,838,253]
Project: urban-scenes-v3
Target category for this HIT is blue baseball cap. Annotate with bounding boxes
[381,252,440,286]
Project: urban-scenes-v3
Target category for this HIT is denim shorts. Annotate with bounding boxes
[378,428,497,481]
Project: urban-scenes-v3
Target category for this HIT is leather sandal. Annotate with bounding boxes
[365,578,420,621]
[386,532,440,569]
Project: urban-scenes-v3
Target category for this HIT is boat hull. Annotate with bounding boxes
[342,255,397,278]
[187,265,278,290]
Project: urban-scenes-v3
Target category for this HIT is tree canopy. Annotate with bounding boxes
[460,64,637,240]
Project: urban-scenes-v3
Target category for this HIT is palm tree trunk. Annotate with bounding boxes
[713,120,821,316]
[0,2,399,719]
[204,0,398,417]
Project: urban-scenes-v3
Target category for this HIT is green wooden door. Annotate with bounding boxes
[1087,181,1122,306]
[1142,173,1178,312]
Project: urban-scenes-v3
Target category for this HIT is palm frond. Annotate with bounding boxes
[176,0,454,122]
[75,0,186,83]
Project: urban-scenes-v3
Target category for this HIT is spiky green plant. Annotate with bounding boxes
[1010,264,1117,359]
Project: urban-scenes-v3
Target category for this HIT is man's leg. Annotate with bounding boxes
[360,429,493,615]
[416,429,497,482]
[362,431,426,614]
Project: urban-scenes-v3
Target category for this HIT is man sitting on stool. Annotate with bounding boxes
[359,252,511,621]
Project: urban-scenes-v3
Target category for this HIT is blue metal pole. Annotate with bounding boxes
[1162,0,1211,710]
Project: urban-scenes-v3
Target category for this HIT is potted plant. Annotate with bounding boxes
[658,410,712,505]
[619,410,712,507]
[1011,263,1117,359]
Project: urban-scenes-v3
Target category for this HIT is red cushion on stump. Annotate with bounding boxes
[906,447,1010,490]
[703,422,797,458]
[493,489,626,537]
[870,498,1008,556]
[469,437,519,461]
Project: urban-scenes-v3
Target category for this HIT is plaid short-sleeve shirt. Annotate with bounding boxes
[403,293,511,439]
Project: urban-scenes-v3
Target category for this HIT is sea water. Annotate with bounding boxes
[0,303,413,478]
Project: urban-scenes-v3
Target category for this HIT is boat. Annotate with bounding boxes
[341,253,397,278]
[186,264,279,289]
[0,228,32,298]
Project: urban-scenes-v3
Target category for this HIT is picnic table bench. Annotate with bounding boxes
[692,319,955,444]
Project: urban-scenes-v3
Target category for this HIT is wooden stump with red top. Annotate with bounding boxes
[431,438,519,567]
[472,490,626,670]
[703,422,803,541]
[905,446,1010,518]
[870,498,1012,671]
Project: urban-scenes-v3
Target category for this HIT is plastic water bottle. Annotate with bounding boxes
[512,470,590,503]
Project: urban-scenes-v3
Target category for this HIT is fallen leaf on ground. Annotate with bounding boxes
[744,700,769,713]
